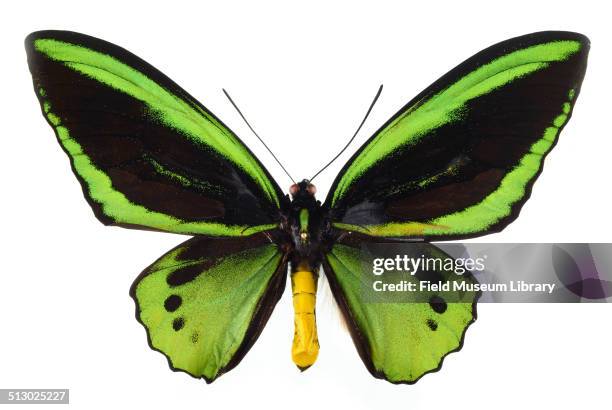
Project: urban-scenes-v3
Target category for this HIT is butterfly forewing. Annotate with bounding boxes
[326,31,589,240]
[25,30,284,236]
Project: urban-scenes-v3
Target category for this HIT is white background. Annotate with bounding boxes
[1,1,611,409]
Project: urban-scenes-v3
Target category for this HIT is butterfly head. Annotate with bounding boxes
[289,179,317,200]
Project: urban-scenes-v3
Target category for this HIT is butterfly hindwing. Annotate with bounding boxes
[322,234,479,383]
[326,31,589,240]
[130,233,287,382]
[25,30,284,236]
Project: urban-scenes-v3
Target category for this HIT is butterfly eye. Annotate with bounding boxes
[289,184,300,196]
[306,184,317,195]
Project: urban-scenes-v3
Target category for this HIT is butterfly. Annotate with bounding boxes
[25,30,589,384]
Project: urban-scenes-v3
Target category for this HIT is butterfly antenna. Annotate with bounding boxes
[309,84,383,182]
[222,89,296,184]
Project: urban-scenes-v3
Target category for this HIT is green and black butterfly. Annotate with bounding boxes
[25,30,589,384]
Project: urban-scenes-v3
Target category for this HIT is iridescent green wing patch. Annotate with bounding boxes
[26,30,283,236]
[131,234,287,382]
[326,31,589,240]
[323,236,478,383]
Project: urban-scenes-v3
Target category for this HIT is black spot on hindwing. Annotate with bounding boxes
[166,258,220,287]
[426,319,438,331]
[167,264,202,286]
[415,269,445,286]
[429,295,448,314]
[164,294,182,312]
[172,317,185,331]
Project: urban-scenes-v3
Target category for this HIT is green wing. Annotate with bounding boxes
[26,30,284,236]
[130,234,287,382]
[326,31,589,240]
[323,235,479,383]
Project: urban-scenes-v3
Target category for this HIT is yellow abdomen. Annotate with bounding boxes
[291,269,319,369]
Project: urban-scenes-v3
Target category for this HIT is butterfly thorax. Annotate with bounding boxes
[284,179,328,273]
